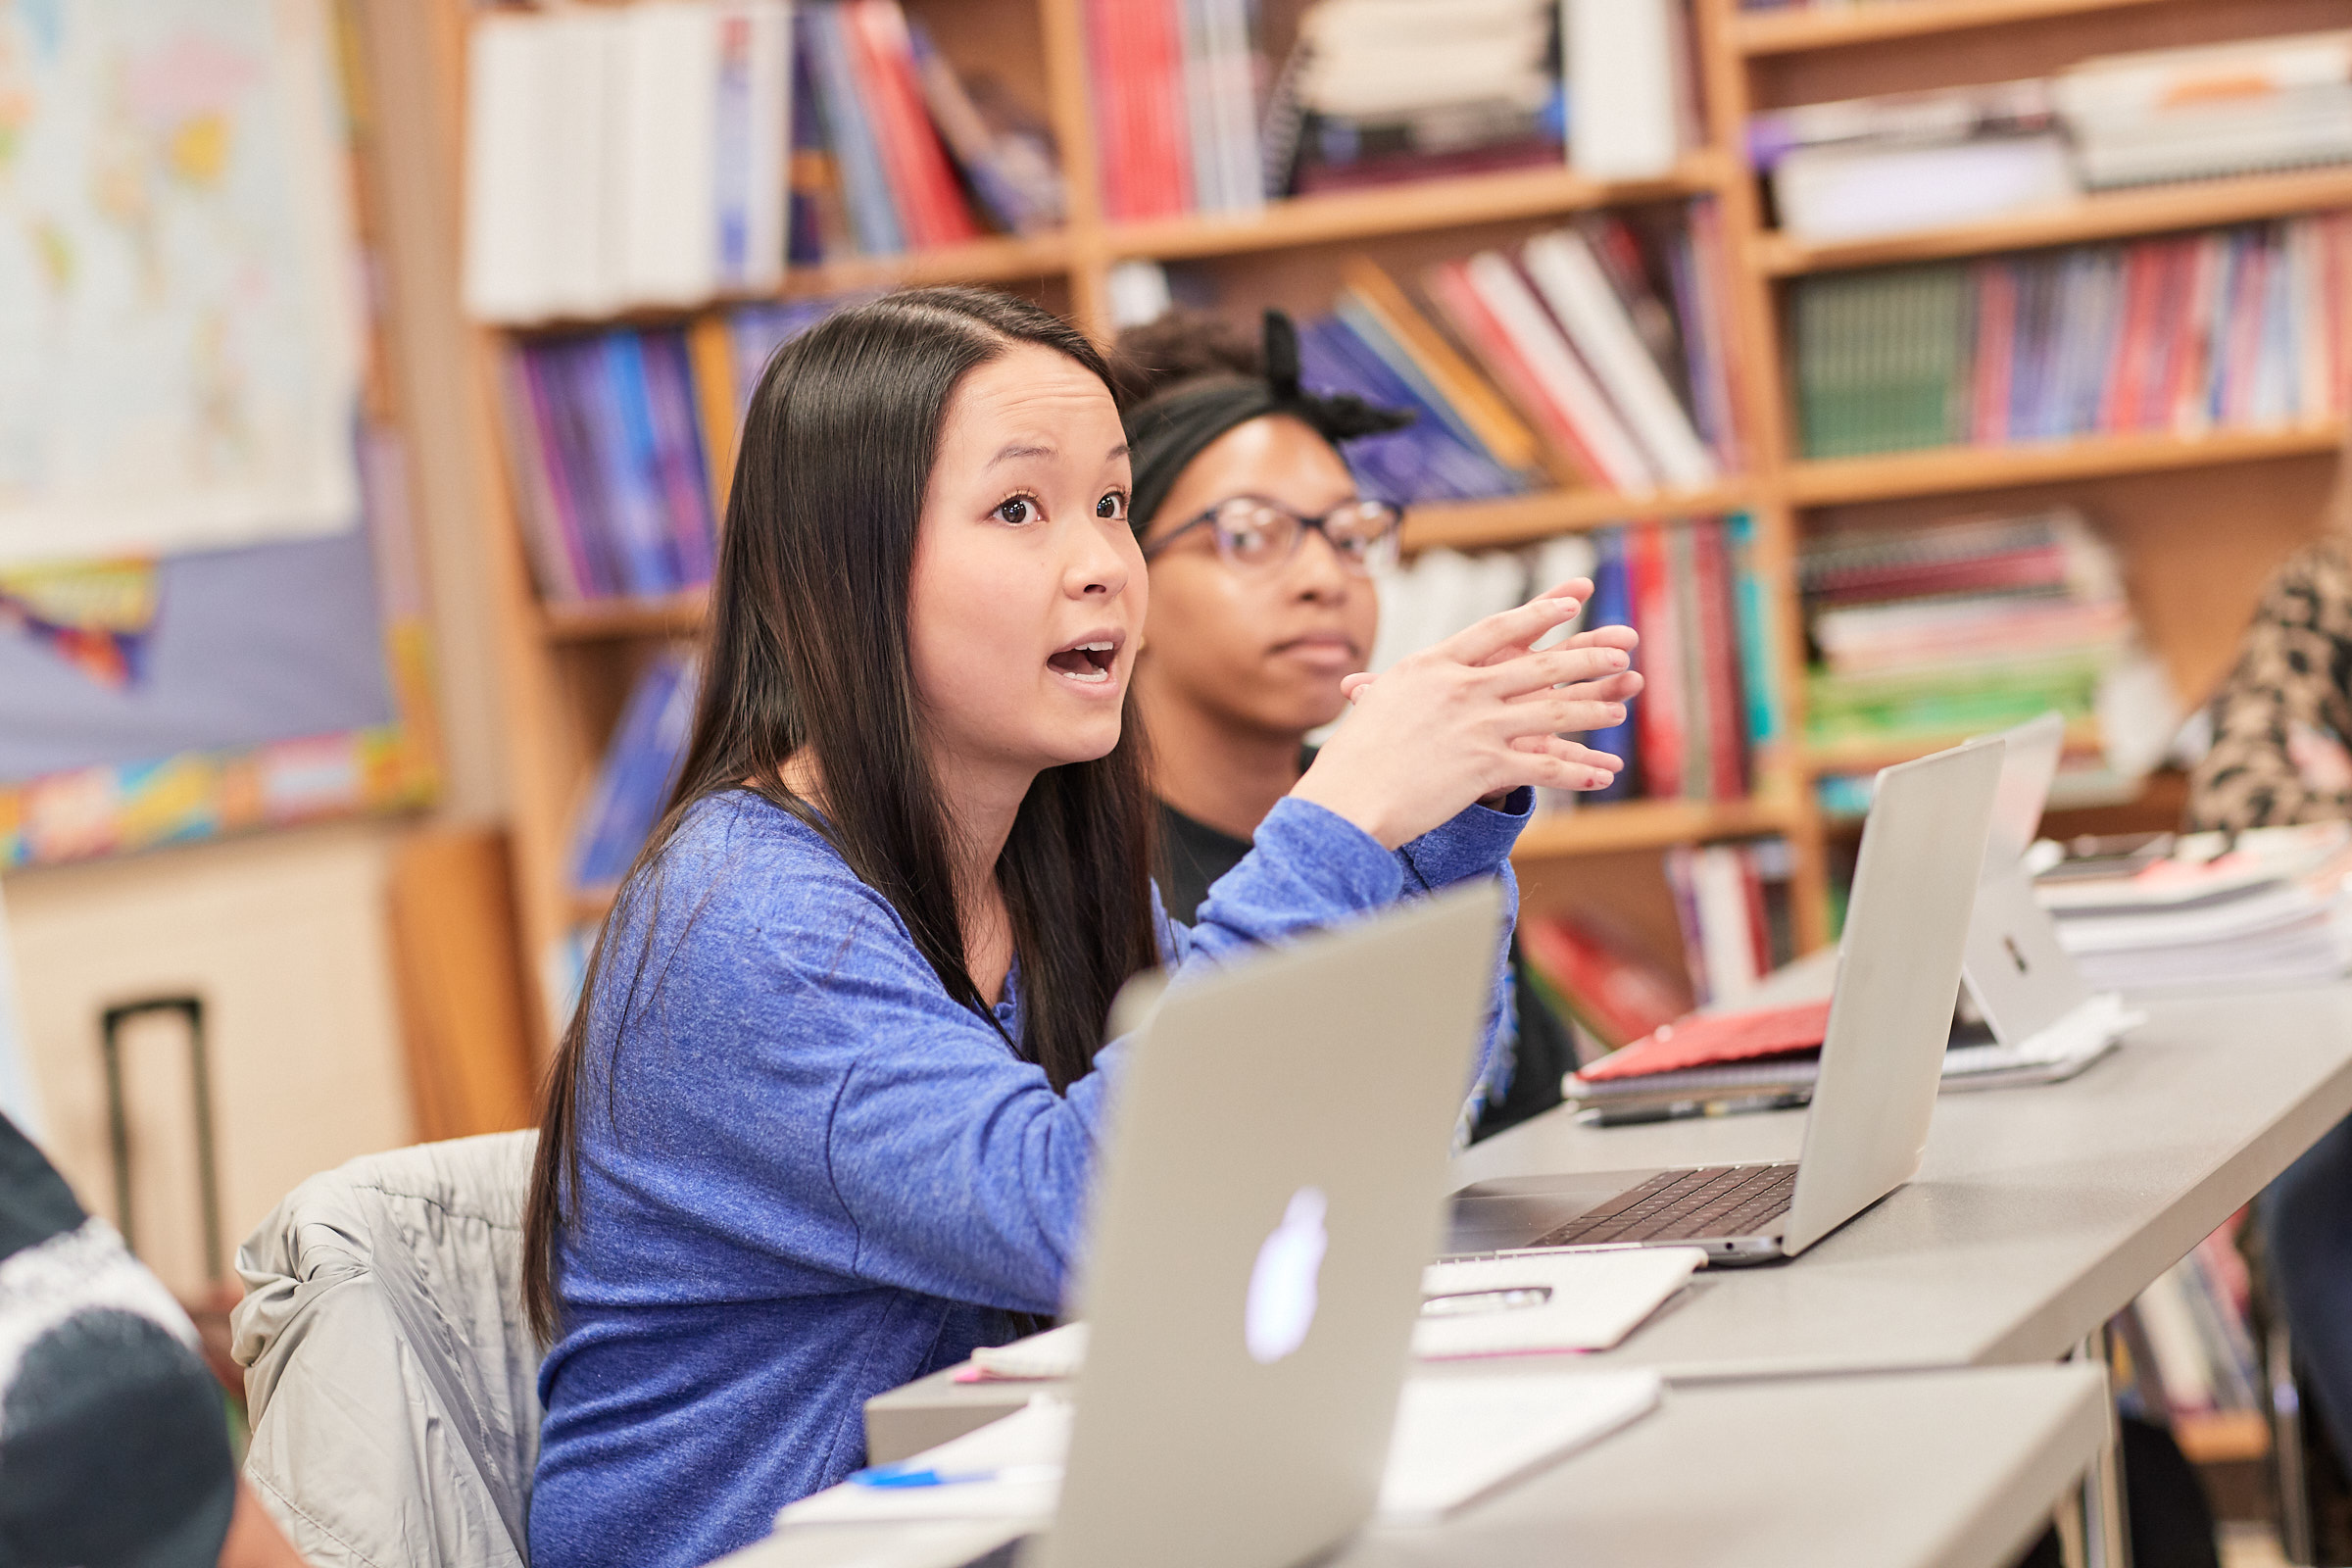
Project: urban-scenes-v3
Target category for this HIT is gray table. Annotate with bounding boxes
[871,984,2352,1460]
[736,1365,2109,1568]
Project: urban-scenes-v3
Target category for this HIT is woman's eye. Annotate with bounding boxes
[993,496,1037,525]
[1096,491,1127,521]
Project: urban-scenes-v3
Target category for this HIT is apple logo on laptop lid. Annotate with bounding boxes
[1246,1187,1328,1364]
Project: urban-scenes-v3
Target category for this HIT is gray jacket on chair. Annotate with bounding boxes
[231,1131,544,1568]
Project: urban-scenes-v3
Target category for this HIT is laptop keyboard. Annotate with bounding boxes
[1530,1164,1798,1248]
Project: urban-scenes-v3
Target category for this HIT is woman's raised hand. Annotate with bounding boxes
[1290,582,1644,851]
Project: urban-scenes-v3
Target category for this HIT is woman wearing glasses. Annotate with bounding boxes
[1118,311,1637,1138]
[523,290,1641,1568]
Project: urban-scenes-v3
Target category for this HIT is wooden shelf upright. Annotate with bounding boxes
[442,0,2347,1047]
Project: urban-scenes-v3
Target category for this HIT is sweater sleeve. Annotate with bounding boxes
[2189,545,2352,831]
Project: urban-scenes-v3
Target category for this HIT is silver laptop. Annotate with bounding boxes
[1446,738,2004,1266]
[979,885,1501,1568]
[1962,712,2096,1048]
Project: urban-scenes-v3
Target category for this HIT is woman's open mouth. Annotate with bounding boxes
[1048,636,1120,685]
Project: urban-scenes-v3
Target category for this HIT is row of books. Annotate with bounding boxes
[1371,515,1779,807]
[1799,508,2148,768]
[465,0,1063,322]
[570,649,700,897]
[1665,837,1798,1009]
[502,298,866,603]
[1792,214,2352,460]
[1281,207,1740,507]
[1091,0,1699,217]
[1750,29,2352,243]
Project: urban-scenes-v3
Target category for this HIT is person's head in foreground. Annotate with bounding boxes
[520,286,1644,1568]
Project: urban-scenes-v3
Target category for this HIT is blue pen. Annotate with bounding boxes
[850,1462,1061,1490]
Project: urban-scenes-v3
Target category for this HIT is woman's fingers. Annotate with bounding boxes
[1440,593,1586,666]
[1512,734,1625,770]
[1340,670,1376,704]
[1481,643,1638,698]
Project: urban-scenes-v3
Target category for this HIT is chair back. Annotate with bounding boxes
[232,1131,542,1568]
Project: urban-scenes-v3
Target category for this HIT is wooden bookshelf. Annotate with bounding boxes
[1729,0,2169,55]
[1102,156,1733,263]
[1757,164,2352,276]
[1788,426,2348,508]
[1405,483,1761,553]
[442,0,2349,1046]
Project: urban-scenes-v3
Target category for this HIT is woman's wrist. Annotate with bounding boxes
[1287,767,1403,851]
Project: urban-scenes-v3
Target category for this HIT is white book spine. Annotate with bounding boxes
[1565,0,1682,179]
[1693,844,1760,1005]
[1522,230,1716,488]
[716,1,792,292]
[621,1,721,308]
[1209,0,1264,213]
[544,11,623,318]
[463,14,552,322]
[1463,251,1659,492]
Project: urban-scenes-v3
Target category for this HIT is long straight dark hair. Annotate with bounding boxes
[522,288,1161,1341]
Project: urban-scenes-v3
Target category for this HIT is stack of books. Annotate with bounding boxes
[1665,837,1797,1007]
[1371,515,1779,808]
[1800,509,2142,770]
[1421,211,1741,495]
[2119,1220,2263,1426]
[1286,0,1561,197]
[570,650,702,899]
[502,329,721,603]
[2058,31,2352,191]
[1086,0,1264,220]
[1793,215,2352,459]
[1748,79,2076,243]
[2035,824,2352,993]
[466,2,793,321]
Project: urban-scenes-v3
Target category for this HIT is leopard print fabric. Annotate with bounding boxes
[2188,540,2352,830]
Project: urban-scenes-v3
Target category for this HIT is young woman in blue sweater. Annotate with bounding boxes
[521,288,1642,1568]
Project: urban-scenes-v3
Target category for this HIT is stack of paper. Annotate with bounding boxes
[2035,825,2352,992]
[776,1371,1664,1531]
[2056,31,2352,190]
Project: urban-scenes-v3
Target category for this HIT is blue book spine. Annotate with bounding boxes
[640,330,716,586]
[1725,513,1781,750]
[594,332,684,595]
[804,5,906,257]
[1296,317,1516,505]
[1585,527,1640,802]
[570,652,699,891]
[539,340,627,600]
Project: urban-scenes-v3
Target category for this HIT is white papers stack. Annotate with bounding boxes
[775,1371,1664,1530]
[2036,825,2352,992]
[2056,31,2352,190]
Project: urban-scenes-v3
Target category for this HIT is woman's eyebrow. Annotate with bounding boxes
[988,441,1057,466]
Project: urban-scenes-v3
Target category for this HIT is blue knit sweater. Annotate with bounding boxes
[528,788,1527,1568]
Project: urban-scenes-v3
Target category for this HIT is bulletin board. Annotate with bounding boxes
[0,0,437,870]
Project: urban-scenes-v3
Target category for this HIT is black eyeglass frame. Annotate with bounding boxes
[1140,494,1405,573]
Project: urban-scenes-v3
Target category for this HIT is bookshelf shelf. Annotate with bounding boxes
[1729,0,2167,56]
[1756,165,2352,276]
[1405,482,1759,554]
[1788,426,2345,508]
[540,592,710,644]
[1102,156,1733,264]
[1514,797,1795,858]
[2172,1409,2272,1466]
[785,231,1074,295]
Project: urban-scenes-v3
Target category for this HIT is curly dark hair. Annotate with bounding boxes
[1107,310,1262,409]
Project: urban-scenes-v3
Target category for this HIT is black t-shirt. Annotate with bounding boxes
[1152,800,1574,1141]
[0,1114,235,1568]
